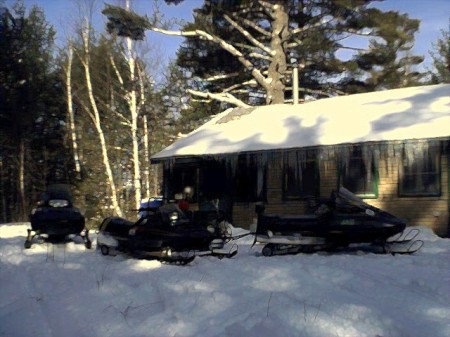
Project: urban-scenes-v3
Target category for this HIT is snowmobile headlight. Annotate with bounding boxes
[365,209,375,216]
[267,230,273,238]
[163,247,172,257]
[48,199,69,208]
[170,212,179,222]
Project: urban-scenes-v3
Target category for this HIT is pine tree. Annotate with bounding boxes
[103,0,425,110]
[0,2,63,221]
[429,27,450,84]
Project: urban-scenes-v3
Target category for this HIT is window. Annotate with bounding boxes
[199,160,227,200]
[165,164,198,201]
[341,147,377,198]
[283,151,319,200]
[233,154,266,202]
[399,145,440,197]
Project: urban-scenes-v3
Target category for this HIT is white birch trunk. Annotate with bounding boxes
[65,41,81,177]
[81,24,123,217]
[125,0,142,210]
[143,115,150,198]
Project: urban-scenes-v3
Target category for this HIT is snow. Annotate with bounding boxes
[1,223,450,337]
[152,84,450,160]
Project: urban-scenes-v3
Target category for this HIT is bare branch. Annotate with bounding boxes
[249,52,272,61]
[224,79,257,93]
[151,27,269,89]
[291,17,334,35]
[110,54,124,86]
[187,89,250,108]
[223,14,274,56]
[205,72,240,82]
[258,0,276,18]
[232,13,271,37]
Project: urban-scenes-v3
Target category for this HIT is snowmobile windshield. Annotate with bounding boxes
[43,184,74,204]
[336,187,373,211]
[159,204,189,225]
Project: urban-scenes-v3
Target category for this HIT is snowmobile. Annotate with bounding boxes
[25,184,91,249]
[97,198,240,264]
[254,187,423,256]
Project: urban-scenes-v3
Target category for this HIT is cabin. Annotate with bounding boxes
[151,84,450,236]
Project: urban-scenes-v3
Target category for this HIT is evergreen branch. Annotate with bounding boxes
[337,45,366,52]
[223,14,274,56]
[187,89,250,108]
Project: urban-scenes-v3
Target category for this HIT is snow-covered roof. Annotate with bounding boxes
[152,84,450,161]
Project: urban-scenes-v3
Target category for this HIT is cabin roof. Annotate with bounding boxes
[152,84,450,162]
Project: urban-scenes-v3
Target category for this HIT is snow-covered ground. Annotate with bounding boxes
[1,223,449,337]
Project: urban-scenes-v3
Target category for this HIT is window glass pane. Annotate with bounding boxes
[342,148,376,197]
[283,151,319,199]
[399,145,440,196]
[167,165,198,200]
[234,155,265,202]
[200,161,226,200]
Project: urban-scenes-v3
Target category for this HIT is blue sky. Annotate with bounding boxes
[12,0,450,68]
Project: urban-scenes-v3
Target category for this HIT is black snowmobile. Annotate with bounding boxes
[97,199,239,264]
[254,187,423,256]
[25,184,91,249]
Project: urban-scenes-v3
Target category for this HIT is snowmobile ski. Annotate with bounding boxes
[382,239,424,255]
[160,255,196,265]
[196,243,239,259]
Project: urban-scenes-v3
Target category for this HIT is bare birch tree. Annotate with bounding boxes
[78,20,123,217]
[64,40,82,178]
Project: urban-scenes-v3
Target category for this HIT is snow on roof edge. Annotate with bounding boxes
[151,136,450,163]
[152,84,450,162]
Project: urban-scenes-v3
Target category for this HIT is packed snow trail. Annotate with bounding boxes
[1,223,449,337]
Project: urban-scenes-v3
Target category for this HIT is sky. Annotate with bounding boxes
[7,0,450,68]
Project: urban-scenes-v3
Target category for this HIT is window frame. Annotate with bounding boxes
[398,145,441,197]
[282,151,320,201]
[233,154,267,203]
[339,148,379,199]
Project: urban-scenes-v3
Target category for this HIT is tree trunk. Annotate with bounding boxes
[82,24,123,217]
[127,39,142,210]
[18,139,26,220]
[143,115,150,199]
[266,2,290,104]
[0,158,7,222]
[66,41,82,178]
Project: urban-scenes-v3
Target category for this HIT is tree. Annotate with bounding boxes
[0,1,64,221]
[103,0,425,110]
[429,27,450,84]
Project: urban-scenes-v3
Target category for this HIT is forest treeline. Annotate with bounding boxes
[1,0,449,226]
